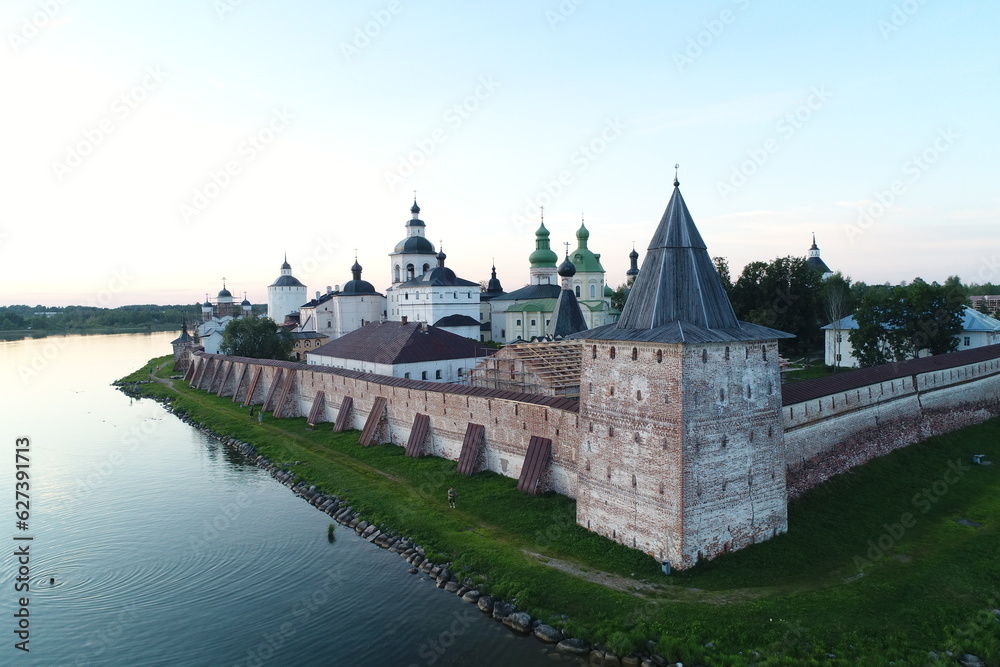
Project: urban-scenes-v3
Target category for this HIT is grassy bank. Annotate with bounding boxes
[131,356,1000,666]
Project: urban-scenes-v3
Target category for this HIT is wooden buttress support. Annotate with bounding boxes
[216,361,234,397]
[359,396,388,446]
[456,423,486,476]
[517,436,553,495]
[404,413,430,457]
[231,364,249,403]
[307,391,326,426]
[333,396,354,432]
[271,370,297,418]
[242,367,263,407]
[261,369,284,413]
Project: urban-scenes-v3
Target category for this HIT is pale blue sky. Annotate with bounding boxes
[1,0,997,307]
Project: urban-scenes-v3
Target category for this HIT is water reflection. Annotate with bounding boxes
[0,333,580,666]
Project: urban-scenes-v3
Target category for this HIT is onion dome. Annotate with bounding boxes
[558,254,577,278]
[341,260,377,295]
[528,223,558,268]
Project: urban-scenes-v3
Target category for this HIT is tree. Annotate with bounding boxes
[712,256,732,298]
[730,256,824,351]
[821,273,853,366]
[220,317,294,360]
[610,283,628,312]
[848,279,966,367]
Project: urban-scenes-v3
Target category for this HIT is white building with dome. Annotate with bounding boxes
[298,259,385,341]
[386,200,482,340]
[267,255,307,325]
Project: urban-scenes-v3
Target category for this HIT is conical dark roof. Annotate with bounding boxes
[549,288,587,338]
[571,181,793,344]
[616,183,738,330]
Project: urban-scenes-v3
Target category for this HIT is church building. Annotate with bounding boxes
[385,201,481,340]
[298,259,384,341]
[267,255,307,325]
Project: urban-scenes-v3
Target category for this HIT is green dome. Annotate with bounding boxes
[570,223,606,274]
[528,223,558,268]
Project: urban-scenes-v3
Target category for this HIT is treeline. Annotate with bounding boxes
[712,255,999,360]
[0,304,204,332]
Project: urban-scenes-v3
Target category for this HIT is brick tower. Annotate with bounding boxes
[569,175,793,570]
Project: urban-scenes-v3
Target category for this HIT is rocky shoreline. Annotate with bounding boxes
[121,380,680,667]
[118,380,999,667]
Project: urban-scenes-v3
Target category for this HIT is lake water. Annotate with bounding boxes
[0,332,582,666]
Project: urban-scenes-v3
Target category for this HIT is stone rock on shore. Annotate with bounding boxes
[503,611,532,635]
[556,638,589,655]
[477,595,494,614]
[492,600,515,621]
[959,655,985,667]
[461,590,481,603]
[533,624,563,643]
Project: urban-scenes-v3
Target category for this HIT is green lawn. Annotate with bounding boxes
[132,356,1000,666]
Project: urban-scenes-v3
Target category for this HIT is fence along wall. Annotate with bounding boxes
[782,346,1000,497]
[190,352,582,498]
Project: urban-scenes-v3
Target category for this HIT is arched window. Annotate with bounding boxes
[422,263,430,274]
[575,285,581,297]
[393,265,401,282]
[656,350,662,363]
[590,284,596,298]
[631,347,638,361]
[610,346,616,359]
[406,264,415,280]
[435,370,442,379]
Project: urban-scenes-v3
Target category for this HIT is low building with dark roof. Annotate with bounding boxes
[290,331,329,362]
[822,306,1000,367]
[307,319,492,383]
[297,260,384,342]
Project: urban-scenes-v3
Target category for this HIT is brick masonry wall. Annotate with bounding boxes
[204,356,580,498]
[183,346,1000,570]
[784,356,1000,497]
[574,339,787,570]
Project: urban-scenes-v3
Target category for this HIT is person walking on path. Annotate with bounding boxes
[447,486,456,509]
